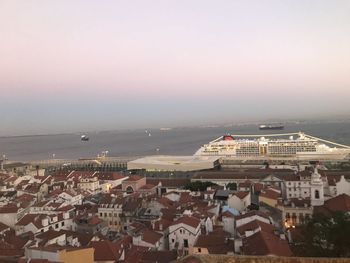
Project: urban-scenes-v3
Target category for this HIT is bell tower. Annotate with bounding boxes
[310,166,324,206]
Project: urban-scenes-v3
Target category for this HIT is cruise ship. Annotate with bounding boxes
[194,132,350,160]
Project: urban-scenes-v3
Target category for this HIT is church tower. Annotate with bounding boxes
[310,166,324,206]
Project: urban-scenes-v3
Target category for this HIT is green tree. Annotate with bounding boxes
[184,181,217,192]
[292,212,350,257]
[226,182,237,190]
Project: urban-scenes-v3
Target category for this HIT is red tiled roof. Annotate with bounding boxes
[0,204,19,213]
[194,233,233,254]
[259,189,280,200]
[36,229,66,242]
[75,214,102,226]
[141,230,162,245]
[139,184,156,190]
[171,216,200,229]
[56,204,75,212]
[91,237,131,261]
[222,210,235,218]
[146,178,190,188]
[0,222,10,232]
[140,250,177,263]
[194,169,295,180]
[91,240,123,261]
[253,183,264,192]
[242,231,292,257]
[125,175,144,182]
[3,230,33,249]
[321,194,350,213]
[235,210,270,221]
[15,193,36,202]
[234,191,250,199]
[236,219,274,236]
[179,192,193,203]
[239,180,252,188]
[153,218,172,231]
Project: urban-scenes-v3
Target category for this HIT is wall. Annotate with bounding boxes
[235,215,270,228]
[59,247,94,263]
[223,217,235,235]
[177,255,350,263]
[336,176,350,196]
[0,212,17,228]
[259,196,277,208]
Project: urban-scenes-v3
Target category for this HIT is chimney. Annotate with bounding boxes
[42,218,49,227]
[63,212,69,219]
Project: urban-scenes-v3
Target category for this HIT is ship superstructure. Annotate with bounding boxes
[195,132,350,160]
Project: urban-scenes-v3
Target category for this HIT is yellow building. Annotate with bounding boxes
[259,189,280,208]
[25,245,94,263]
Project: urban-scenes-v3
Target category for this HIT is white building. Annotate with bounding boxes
[132,230,164,250]
[15,212,73,235]
[227,191,251,212]
[310,168,324,206]
[77,176,99,193]
[56,191,83,206]
[284,169,350,200]
[222,210,236,235]
[168,216,201,255]
[234,211,271,228]
[98,202,123,231]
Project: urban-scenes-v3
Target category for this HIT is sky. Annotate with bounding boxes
[0,0,350,136]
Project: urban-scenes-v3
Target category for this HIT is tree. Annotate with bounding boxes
[184,181,217,192]
[292,212,350,257]
[226,182,237,190]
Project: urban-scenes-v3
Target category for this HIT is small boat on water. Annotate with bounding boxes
[259,124,284,130]
[81,135,89,141]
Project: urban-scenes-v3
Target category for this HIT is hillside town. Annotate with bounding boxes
[0,161,349,262]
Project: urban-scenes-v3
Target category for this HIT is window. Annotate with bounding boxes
[315,190,320,199]
[100,213,103,217]
[172,239,175,243]
[180,229,182,234]
[198,248,201,253]
[61,222,64,226]
[55,224,59,229]
[184,239,189,248]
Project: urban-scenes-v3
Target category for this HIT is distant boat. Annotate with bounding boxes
[160,127,172,131]
[81,135,89,141]
[148,133,152,137]
[259,124,284,130]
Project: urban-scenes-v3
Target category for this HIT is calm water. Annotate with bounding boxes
[1,121,350,161]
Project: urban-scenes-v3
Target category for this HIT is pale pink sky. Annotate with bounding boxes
[0,0,350,135]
